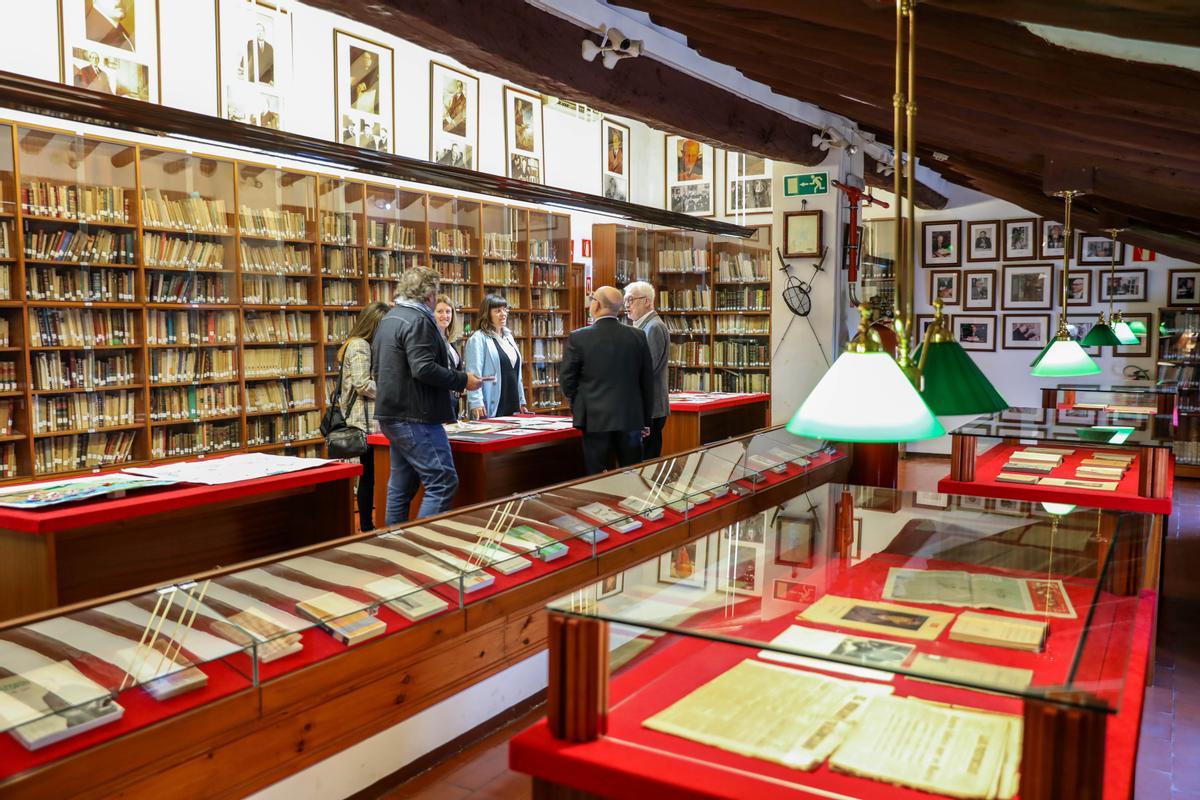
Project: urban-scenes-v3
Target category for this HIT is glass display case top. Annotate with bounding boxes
[953,407,1178,448]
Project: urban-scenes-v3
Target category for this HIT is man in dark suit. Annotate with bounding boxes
[560,286,654,475]
[244,22,274,85]
[86,0,134,51]
[624,281,670,458]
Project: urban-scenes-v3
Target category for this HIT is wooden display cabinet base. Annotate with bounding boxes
[1020,694,1107,800]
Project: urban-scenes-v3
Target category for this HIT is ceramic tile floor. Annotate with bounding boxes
[377,455,1199,799]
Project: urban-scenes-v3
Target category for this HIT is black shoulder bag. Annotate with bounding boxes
[321,356,369,458]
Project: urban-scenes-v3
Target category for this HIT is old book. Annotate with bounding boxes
[1079,458,1127,471]
[882,568,1034,614]
[212,607,304,663]
[758,625,913,682]
[1000,461,1053,474]
[577,501,642,533]
[949,610,1047,651]
[909,653,1033,693]
[0,661,124,751]
[1022,446,1075,455]
[550,513,609,544]
[1091,451,1135,464]
[1038,476,1119,492]
[799,595,953,641]
[506,524,569,561]
[1009,451,1062,466]
[295,592,386,645]
[1076,466,1124,480]
[996,471,1040,485]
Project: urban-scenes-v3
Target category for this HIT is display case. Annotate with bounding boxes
[1041,383,1176,417]
[519,484,1156,800]
[711,226,770,393]
[527,210,570,411]
[1155,307,1200,476]
[0,124,25,480]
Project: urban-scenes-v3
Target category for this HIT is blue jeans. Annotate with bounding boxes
[378,419,459,525]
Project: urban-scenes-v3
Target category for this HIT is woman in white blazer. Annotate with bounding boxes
[465,294,527,419]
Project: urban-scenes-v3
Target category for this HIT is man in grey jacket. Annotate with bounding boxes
[624,281,670,458]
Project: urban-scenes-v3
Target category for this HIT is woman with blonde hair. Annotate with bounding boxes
[336,301,389,530]
[435,293,466,417]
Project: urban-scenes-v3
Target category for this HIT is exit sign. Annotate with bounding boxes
[784,172,829,196]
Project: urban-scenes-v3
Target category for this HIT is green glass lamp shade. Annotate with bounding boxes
[1081,322,1123,347]
[1110,320,1139,345]
[787,351,945,443]
[918,340,1008,415]
[1077,426,1134,444]
[1127,318,1148,335]
[1030,339,1101,377]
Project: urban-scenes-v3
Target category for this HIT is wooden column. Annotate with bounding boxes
[546,612,608,743]
[848,442,898,489]
[949,434,976,482]
[1020,694,1107,800]
[1138,445,1170,499]
[1041,387,1060,409]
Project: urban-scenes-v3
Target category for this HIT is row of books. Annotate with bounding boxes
[531,339,564,362]
[240,242,312,274]
[0,220,12,259]
[483,232,518,259]
[531,313,564,336]
[32,390,138,433]
[150,421,242,459]
[144,233,228,270]
[529,387,563,409]
[715,314,769,334]
[431,227,472,255]
[150,384,241,421]
[530,288,563,310]
[369,281,397,303]
[441,284,474,308]
[367,221,418,249]
[434,258,471,283]
[147,309,238,345]
[21,181,131,224]
[668,341,711,367]
[321,281,360,306]
[658,287,711,311]
[32,351,137,391]
[24,228,135,263]
[246,379,317,413]
[505,315,524,337]
[0,443,16,478]
[320,212,358,245]
[243,311,313,342]
[368,251,419,279]
[141,190,230,233]
[147,272,233,305]
[531,264,566,287]
[149,348,238,384]
[530,362,560,387]
[715,286,769,311]
[657,247,709,272]
[662,315,710,336]
[245,410,321,446]
[320,246,362,277]
[670,367,711,392]
[0,265,11,300]
[242,276,310,305]
[238,206,308,240]
[28,308,139,347]
[243,347,316,378]
[718,371,770,393]
[485,286,521,307]
[25,265,137,302]
[0,360,19,391]
[714,250,770,282]
[482,262,522,285]
[34,430,138,474]
[323,312,356,342]
[614,258,651,286]
[713,339,769,367]
[529,239,559,263]
[0,399,15,435]
[0,317,8,346]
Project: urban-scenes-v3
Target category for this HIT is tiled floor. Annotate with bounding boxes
[378,456,1199,799]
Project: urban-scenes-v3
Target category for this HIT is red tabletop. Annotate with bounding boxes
[0,461,361,535]
[368,423,581,455]
[669,392,771,413]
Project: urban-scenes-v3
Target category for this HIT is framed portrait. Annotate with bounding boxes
[963,269,996,311]
[1002,263,1054,310]
[993,497,1026,517]
[657,538,708,589]
[783,210,822,258]
[504,85,545,184]
[1002,314,1052,350]
[1097,268,1148,303]
[915,314,943,339]
[1040,219,1067,260]
[1061,270,1092,307]
[1078,234,1124,267]
[217,0,291,130]
[718,537,764,596]
[1116,313,1152,356]
[922,219,961,267]
[600,118,630,202]
[1168,269,1200,307]
[913,491,950,510]
[928,270,961,306]
[429,61,479,170]
[664,135,714,217]
[596,572,623,600]
[967,220,999,262]
[333,30,393,153]
[726,151,773,215]
[772,579,816,604]
[1056,407,1098,426]
[774,515,813,567]
[954,314,997,352]
[1066,315,1101,355]
[1002,217,1038,261]
[61,0,160,103]
[957,495,988,512]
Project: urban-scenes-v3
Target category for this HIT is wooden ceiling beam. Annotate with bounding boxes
[863,154,948,210]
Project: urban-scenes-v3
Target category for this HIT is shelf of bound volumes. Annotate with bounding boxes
[1155,307,1200,477]
[593,223,771,396]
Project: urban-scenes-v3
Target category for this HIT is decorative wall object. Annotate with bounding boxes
[921,219,961,267]
[1078,234,1125,266]
[1098,268,1148,303]
[429,61,478,170]
[218,0,291,130]
[954,315,996,352]
[962,269,996,311]
[60,0,160,102]
[783,210,821,258]
[657,538,708,588]
[664,135,714,217]
[928,270,960,306]
[1168,269,1200,307]
[773,515,812,567]
[1002,313,1051,349]
[1061,270,1092,306]
[718,534,763,595]
[333,30,393,153]
[600,118,629,202]
[1040,219,1067,260]
[967,220,999,262]
[725,151,773,214]
[504,85,545,184]
[1002,217,1038,261]
[1002,263,1054,310]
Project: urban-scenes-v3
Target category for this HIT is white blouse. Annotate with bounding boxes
[493,330,520,366]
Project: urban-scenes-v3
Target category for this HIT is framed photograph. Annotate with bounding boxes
[1168,269,1200,307]
[504,85,545,184]
[597,572,623,600]
[600,118,630,202]
[1002,263,1054,310]
[913,491,950,510]
[928,270,961,306]
[333,30,393,153]
[1116,313,1152,356]
[1000,406,1046,424]
[61,0,160,103]
[1066,315,1101,355]
[967,220,999,262]
[783,210,822,258]
[963,269,996,311]
[1057,407,1098,426]
[1002,218,1038,261]
[718,538,764,596]
[1078,234,1124,267]
[657,538,708,589]
[993,498,1026,517]
[772,579,817,603]
[1002,314,1052,350]
[774,515,813,568]
[726,151,773,214]
[915,314,943,339]
[954,315,997,352]
[957,495,988,512]
[217,0,291,129]
[1097,269,1148,303]
[664,135,715,217]
[429,61,479,170]
[922,220,961,267]
[1061,270,1092,307]
[1040,219,1067,260]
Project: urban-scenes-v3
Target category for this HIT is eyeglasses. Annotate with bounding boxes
[624,295,648,304]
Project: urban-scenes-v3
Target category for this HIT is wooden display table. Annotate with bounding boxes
[0,461,359,621]
[661,392,771,457]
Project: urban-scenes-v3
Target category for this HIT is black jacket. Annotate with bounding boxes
[372,303,467,423]
[559,316,654,433]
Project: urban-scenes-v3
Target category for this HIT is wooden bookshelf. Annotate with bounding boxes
[527,209,570,411]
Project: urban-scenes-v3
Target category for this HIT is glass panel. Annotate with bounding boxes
[428,194,480,314]
[364,184,425,304]
[954,407,1179,447]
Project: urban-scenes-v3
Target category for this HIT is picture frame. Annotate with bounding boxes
[957,495,988,512]
[596,572,623,600]
[1168,269,1200,307]
[503,85,545,184]
[954,314,997,352]
[1040,219,1067,260]
[783,210,822,258]
[1078,234,1124,267]
[1116,313,1152,357]
[1061,270,1092,307]
[1002,263,1054,310]
[773,514,813,568]
[333,30,394,153]
[928,270,961,306]
[718,536,764,596]
[61,0,161,104]
[1066,314,1102,355]
[429,60,479,171]
[915,314,943,340]
[772,579,816,603]
[1002,217,1038,261]
[963,269,997,311]
[922,219,961,267]
[1056,407,1098,426]
[657,537,708,589]
[913,491,950,510]
[217,0,291,130]
[725,151,773,215]
[1097,268,1148,303]
[600,118,630,202]
[1000,406,1047,424]
[664,135,715,217]
[1002,314,1052,350]
[993,497,1026,517]
[967,220,1000,262]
